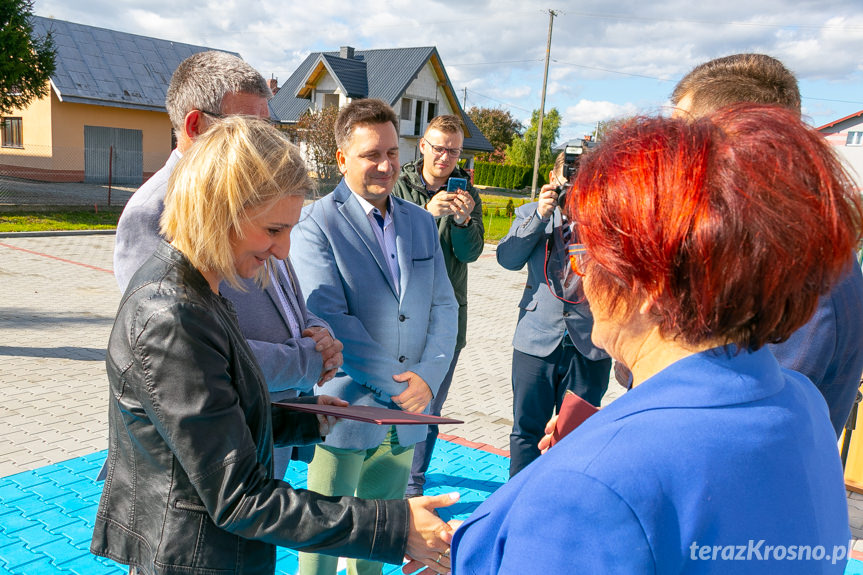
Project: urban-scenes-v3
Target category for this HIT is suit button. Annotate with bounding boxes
[399,314,406,322]
[399,355,406,363]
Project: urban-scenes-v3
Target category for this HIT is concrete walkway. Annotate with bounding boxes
[0,234,861,573]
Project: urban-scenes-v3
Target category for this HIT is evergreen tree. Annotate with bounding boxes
[0,0,56,117]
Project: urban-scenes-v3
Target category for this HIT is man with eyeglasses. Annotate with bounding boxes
[391,114,484,497]
[111,51,342,481]
[497,150,611,477]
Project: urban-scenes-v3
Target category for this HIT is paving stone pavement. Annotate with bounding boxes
[1,233,863,565]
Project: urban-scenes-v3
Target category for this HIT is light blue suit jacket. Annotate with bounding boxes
[220,260,332,401]
[497,202,608,361]
[290,180,458,450]
[452,347,849,574]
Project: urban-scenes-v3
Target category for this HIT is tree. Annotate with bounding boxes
[289,105,340,182]
[0,0,56,117]
[592,118,628,142]
[467,106,523,163]
[505,108,561,167]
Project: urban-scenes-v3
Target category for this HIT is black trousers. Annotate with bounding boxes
[509,338,611,477]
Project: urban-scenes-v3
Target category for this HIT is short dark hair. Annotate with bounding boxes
[426,114,464,136]
[165,51,271,130]
[334,99,399,150]
[671,54,801,117]
[573,105,862,349]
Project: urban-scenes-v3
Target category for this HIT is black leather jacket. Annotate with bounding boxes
[91,242,409,574]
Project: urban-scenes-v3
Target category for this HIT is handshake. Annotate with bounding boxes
[403,492,464,574]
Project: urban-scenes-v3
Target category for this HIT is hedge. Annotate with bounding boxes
[472,161,557,190]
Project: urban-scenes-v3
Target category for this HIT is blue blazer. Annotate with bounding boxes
[220,260,332,401]
[770,259,863,436]
[290,180,458,450]
[452,347,850,574]
[497,203,608,361]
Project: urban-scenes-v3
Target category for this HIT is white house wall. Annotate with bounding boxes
[397,61,458,163]
[312,72,342,109]
[822,119,863,191]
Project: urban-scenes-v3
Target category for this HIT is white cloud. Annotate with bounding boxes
[564,100,639,125]
[31,0,863,129]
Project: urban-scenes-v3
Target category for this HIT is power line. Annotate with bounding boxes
[557,10,863,31]
[463,89,533,114]
[550,59,673,82]
[448,59,543,67]
[804,96,863,105]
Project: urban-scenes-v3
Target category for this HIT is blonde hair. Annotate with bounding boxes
[161,116,310,287]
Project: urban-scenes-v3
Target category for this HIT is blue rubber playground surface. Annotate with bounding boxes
[0,439,507,575]
[2,438,863,574]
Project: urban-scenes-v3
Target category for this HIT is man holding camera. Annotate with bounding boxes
[497,149,611,477]
[392,114,485,497]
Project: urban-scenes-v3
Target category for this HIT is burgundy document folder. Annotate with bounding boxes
[273,401,464,425]
[549,390,598,446]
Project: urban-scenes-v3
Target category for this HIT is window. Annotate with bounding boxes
[2,117,22,148]
[846,132,863,146]
[427,102,437,124]
[323,93,339,109]
[414,100,423,135]
[401,98,412,121]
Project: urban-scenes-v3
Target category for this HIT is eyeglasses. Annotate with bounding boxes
[544,234,588,305]
[200,110,277,126]
[422,139,462,158]
[568,243,590,277]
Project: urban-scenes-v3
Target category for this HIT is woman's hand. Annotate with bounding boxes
[315,395,347,436]
[538,414,559,454]
[401,492,460,574]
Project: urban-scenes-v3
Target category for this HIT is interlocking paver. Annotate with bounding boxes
[2,233,863,573]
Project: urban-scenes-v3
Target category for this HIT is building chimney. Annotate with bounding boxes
[339,46,355,60]
[268,77,279,95]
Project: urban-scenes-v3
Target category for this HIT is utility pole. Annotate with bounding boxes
[464,87,468,109]
[531,9,557,200]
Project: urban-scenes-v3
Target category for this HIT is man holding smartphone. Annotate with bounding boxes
[392,114,485,497]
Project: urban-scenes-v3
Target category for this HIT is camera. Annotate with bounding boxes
[555,142,586,208]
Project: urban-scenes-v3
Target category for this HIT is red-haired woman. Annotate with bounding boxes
[450,105,862,574]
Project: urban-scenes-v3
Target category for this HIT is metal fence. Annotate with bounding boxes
[0,144,168,208]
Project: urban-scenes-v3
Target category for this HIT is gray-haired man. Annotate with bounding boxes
[111,51,342,480]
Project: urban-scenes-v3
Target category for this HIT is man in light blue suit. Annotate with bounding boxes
[291,99,458,575]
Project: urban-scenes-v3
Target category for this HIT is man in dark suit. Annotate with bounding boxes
[497,150,611,477]
[112,51,343,478]
[670,53,863,437]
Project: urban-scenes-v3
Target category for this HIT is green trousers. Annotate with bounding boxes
[298,427,414,575]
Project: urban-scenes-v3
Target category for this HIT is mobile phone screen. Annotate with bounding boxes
[447,177,468,192]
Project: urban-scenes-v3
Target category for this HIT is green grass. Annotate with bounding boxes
[480,193,531,243]
[0,210,121,232]
[0,193,530,240]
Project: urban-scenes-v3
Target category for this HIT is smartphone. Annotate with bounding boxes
[446,177,467,193]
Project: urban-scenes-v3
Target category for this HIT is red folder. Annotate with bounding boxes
[549,390,598,446]
[273,401,464,425]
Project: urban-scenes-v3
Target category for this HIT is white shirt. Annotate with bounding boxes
[353,192,400,295]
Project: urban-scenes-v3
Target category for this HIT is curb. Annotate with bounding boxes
[0,229,116,238]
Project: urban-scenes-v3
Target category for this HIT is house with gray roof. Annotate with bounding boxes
[0,16,232,184]
[270,45,493,168]
[818,110,863,190]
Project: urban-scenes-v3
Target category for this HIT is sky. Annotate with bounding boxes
[33,0,863,145]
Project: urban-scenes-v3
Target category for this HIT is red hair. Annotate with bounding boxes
[571,104,863,349]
